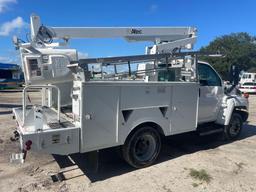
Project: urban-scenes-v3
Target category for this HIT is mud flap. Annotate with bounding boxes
[84,150,99,173]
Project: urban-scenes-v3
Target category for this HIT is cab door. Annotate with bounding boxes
[198,63,224,123]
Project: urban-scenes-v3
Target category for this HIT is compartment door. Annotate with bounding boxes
[81,85,120,152]
[170,84,199,135]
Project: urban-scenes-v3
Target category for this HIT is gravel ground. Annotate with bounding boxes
[0,89,255,192]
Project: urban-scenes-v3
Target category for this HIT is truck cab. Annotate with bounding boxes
[197,62,248,127]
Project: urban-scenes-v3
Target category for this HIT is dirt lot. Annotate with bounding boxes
[0,89,256,192]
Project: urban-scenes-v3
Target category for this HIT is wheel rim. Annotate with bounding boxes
[134,133,157,162]
[229,117,241,137]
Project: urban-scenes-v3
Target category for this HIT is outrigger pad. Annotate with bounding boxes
[10,153,24,164]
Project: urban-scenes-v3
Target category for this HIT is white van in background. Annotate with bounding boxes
[239,82,256,93]
[240,72,256,84]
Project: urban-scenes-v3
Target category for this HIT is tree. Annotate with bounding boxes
[200,32,256,80]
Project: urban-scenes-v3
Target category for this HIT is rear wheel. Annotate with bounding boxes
[224,113,243,140]
[122,126,161,168]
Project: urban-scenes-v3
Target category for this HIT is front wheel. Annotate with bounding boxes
[122,126,161,168]
[223,113,243,140]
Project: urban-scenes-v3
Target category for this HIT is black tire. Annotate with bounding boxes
[223,113,243,140]
[122,126,161,168]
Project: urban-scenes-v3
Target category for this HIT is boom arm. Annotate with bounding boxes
[30,14,197,53]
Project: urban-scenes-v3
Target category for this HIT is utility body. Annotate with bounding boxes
[11,15,248,167]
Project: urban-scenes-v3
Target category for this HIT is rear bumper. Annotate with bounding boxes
[13,107,80,156]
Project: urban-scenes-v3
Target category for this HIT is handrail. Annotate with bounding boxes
[22,85,61,125]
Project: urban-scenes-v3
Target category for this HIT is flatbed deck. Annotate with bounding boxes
[13,106,74,133]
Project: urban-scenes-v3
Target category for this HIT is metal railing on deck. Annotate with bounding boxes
[22,85,61,125]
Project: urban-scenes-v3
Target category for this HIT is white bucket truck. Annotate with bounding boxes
[11,15,248,168]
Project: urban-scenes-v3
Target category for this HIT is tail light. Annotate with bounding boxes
[244,92,249,99]
[25,140,32,150]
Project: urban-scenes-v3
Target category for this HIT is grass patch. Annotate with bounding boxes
[189,168,212,183]
[192,183,199,187]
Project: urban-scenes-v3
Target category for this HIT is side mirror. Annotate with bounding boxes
[229,64,240,86]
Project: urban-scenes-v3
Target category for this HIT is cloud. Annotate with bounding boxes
[0,0,16,13]
[0,16,27,36]
[0,56,14,63]
[0,53,20,64]
[78,51,88,59]
[149,4,158,13]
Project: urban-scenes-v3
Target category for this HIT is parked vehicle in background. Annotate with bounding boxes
[0,63,24,89]
[239,72,256,85]
[239,82,256,94]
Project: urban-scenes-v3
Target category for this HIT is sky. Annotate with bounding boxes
[0,0,256,64]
